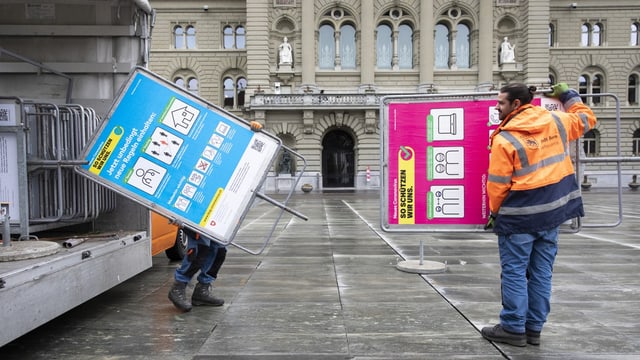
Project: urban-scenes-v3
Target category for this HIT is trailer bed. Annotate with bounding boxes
[0,231,150,347]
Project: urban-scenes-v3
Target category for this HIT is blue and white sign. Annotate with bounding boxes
[79,68,280,243]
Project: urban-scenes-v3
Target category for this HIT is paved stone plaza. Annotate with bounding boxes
[3,189,639,359]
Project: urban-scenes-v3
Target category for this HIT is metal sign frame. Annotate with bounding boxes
[77,67,286,247]
[379,91,620,234]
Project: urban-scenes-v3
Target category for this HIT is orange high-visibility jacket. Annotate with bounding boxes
[487,97,597,234]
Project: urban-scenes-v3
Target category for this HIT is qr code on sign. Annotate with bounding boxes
[251,138,265,152]
[0,108,9,122]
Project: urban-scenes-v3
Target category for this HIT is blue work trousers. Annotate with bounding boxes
[498,228,558,334]
[174,231,226,285]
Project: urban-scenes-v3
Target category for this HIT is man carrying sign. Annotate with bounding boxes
[482,83,597,346]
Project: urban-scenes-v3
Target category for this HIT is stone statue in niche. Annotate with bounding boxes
[278,37,293,65]
[500,37,515,64]
[279,150,292,175]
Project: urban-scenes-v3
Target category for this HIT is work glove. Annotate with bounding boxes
[484,215,496,231]
[250,121,263,132]
[546,82,580,105]
[546,82,569,99]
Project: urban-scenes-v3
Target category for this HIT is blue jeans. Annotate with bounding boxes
[174,230,226,285]
[498,228,558,334]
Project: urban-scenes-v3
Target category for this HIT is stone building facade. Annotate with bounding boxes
[149,0,640,192]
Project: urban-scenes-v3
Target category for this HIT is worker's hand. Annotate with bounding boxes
[484,215,496,231]
[546,82,582,105]
[250,121,263,132]
[546,83,570,99]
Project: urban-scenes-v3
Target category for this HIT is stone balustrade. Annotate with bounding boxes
[249,93,382,109]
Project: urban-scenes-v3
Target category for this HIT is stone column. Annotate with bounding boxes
[449,28,458,70]
[301,0,315,88]
[245,0,270,94]
[477,0,493,90]
[524,0,551,86]
[360,0,374,89]
[392,29,399,70]
[335,29,342,69]
[418,0,434,92]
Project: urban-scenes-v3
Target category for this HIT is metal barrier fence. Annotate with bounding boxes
[0,97,116,240]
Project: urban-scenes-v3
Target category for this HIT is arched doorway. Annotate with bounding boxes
[322,129,355,188]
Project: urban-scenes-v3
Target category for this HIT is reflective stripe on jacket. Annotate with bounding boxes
[487,99,597,234]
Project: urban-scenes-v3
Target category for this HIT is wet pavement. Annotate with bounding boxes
[2,189,639,359]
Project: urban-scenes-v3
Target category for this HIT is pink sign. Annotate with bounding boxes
[385,97,554,228]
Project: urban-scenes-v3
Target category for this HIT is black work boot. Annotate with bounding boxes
[191,282,224,306]
[526,329,541,345]
[481,324,526,347]
[168,281,192,312]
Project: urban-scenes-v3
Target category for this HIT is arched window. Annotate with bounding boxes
[579,75,589,103]
[549,23,555,47]
[187,77,198,94]
[317,8,357,70]
[222,75,246,109]
[374,8,416,70]
[581,23,590,46]
[186,26,196,49]
[580,71,605,105]
[236,26,246,49]
[581,22,604,46]
[376,24,393,69]
[629,74,639,105]
[173,72,199,94]
[435,7,474,70]
[340,24,356,69]
[223,77,234,107]
[398,24,413,69]
[174,24,197,49]
[174,25,185,49]
[548,68,559,88]
[223,26,234,49]
[583,129,599,157]
[592,23,602,46]
[318,24,335,69]
[592,74,602,104]
[435,24,449,69]
[455,23,470,69]
[223,25,246,49]
[236,78,247,107]
[633,129,640,156]
[632,22,640,46]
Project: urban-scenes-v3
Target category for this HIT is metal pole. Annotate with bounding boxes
[255,192,309,221]
[1,204,10,247]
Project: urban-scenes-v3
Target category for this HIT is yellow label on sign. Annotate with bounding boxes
[398,146,415,224]
[89,126,124,175]
[201,188,223,227]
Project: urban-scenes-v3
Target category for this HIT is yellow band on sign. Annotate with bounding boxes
[89,126,124,175]
[398,146,415,224]
[201,188,223,227]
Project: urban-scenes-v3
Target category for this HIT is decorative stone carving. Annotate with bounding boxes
[278,37,292,65]
[500,37,515,64]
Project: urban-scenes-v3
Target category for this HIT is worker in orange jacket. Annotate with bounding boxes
[481,83,597,347]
